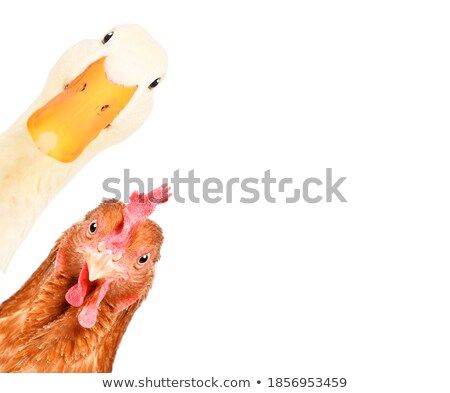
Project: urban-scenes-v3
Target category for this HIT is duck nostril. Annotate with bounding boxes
[96,104,110,116]
[77,83,87,92]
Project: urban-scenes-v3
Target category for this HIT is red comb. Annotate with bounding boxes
[115,185,171,243]
[127,184,171,217]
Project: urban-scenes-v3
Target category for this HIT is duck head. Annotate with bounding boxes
[27,24,168,163]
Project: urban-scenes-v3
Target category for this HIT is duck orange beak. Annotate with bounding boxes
[27,57,137,163]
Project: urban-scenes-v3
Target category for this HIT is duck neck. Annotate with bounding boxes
[0,119,88,206]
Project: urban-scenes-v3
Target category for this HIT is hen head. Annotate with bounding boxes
[55,185,170,328]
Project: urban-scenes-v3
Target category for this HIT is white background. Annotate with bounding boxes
[0,1,449,392]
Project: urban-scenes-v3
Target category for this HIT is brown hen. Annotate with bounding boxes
[0,185,170,372]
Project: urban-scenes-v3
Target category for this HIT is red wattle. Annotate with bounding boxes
[65,263,91,307]
[78,280,111,328]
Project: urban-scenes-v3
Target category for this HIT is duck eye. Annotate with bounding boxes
[148,78,161,90]
[138,253,150,265]
[102,32,114,44]
[88,220,98,235]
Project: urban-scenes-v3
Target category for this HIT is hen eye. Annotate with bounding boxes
[102,32,114,44]
[88,220,98,235]
[138,253,150,265]
[148,78,161,90]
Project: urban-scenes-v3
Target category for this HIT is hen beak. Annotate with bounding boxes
[27,57,137,163]
[77,244,125,282]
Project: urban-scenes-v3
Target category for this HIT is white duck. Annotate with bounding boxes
[0,24,168,271]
